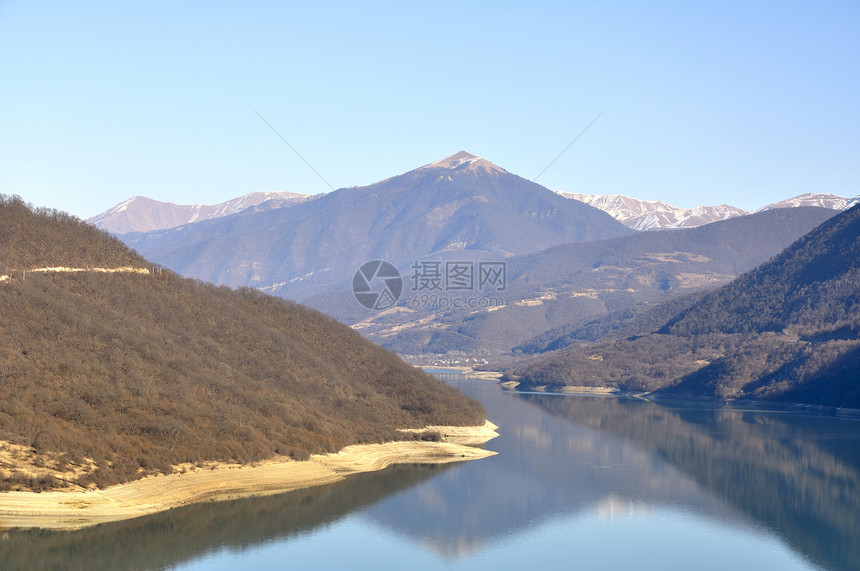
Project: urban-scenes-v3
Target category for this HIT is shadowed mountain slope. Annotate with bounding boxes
[308,207,837,359]
[118,152,632,299]
[504,205,860,407]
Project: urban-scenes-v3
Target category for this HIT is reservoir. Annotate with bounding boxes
[4,371,858,570]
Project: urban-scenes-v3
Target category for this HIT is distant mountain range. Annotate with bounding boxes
[559,191,858,231]
[88,152,856,363]
[112,151,632,299]
[89,191,315,234]
[92,183,857,242]
[94,187,857,238]
[93,153,859,306]
[503,204,860,407]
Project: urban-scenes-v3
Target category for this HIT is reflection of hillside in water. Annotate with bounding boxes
[6,380,854,569]
[521,393,860,571]
[0,464,451,571]
[361,381,752,559]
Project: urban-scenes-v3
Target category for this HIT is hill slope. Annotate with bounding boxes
[504,204,860,407]
[308,207,837,359]
[660,204,860,337]
[118,151,632,299]
[0,195,485,491]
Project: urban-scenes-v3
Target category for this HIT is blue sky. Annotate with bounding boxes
[1,1,858,219]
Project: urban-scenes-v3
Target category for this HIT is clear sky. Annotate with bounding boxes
[1,1,858,219]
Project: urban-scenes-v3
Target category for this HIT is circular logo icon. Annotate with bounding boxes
[352,260,403,310]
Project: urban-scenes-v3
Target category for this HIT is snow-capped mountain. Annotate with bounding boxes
[557,193,746,231]
[422,150,508,174]
[559,192,857,231]
[754,193,858,212]
[89,191,315,234]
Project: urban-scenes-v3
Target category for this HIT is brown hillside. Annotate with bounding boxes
[0,196,485,491]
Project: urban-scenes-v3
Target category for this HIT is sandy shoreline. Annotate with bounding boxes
[0,421,498,531]
[420,366,503,381]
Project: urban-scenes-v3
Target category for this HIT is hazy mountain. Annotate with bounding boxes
[504,204,860,407]
[88,191,315,234]
[0,195,485,491]
[307,207,838,360]
[560,191,856,231]
[119,151,632,299]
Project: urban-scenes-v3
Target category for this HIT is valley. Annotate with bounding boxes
[3,151,856,528]
[6,4,858,568]
[91,152,855,369]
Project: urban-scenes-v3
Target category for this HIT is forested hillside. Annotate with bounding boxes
[0,196,485,491]
[504,205,860,407]
[1,195,147,271]
[661,203,860,336]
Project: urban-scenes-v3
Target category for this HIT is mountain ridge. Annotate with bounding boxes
[311,207,838,360]
[89,191,316,234]
[116,151,633,299]
[560,191,857,231]
[93,181,858,238]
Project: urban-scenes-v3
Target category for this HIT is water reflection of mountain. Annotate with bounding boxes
[521,393,860,571]
[360,381,756,559]
[6,381,855,569]
[0,464,452,571]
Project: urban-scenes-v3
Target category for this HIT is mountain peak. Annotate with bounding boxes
[423,151,507,175]
[754,193,855,213]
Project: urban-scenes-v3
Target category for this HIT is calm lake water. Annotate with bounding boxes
[4,371,859,570]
